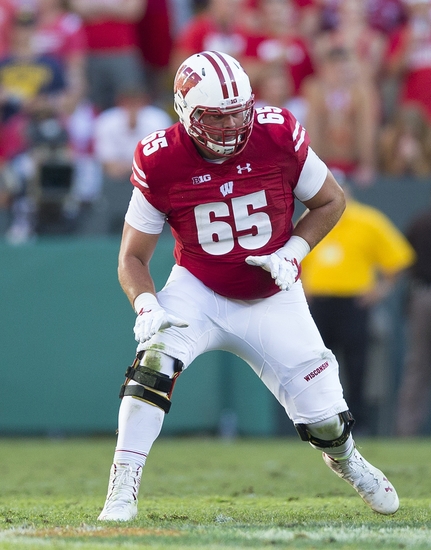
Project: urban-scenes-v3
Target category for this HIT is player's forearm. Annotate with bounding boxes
[118,256,156,309]
[118,224,160,307]
[294,173,346,250]
[292,200,343,251]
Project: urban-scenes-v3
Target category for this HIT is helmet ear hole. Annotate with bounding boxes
[173,50,255,157]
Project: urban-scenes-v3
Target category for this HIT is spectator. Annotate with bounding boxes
[291,0,322,42]
[91,87,172,234]
[240,0,314,95]
[170,0,249,73]
[168,0,194,37]
[0,0,18,58]
[396,201,431,436]
[29,0,103,228]
[69,0,147,112]
[254,62,308,125]
[378,104,431,176]
[0,10,68,243]
[135,0,172,108]
[385,0,431,124]
[32,0,87,114]
[301,180,415,434]
[367,0,407,35]
[302,46,379,187]
[243,0,321,42]
[312,0,387,84]
[313,0,406,120]
[317,0,406,34]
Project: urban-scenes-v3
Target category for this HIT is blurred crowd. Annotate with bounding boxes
[1,0,431,244]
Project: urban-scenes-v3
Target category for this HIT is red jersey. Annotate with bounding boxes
[84,21,138,51]
[131,108,310,300]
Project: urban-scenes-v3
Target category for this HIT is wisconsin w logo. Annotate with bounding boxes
[174,65,202,98]
[220,181,233,197]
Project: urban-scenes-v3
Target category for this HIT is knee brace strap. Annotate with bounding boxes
[122,384,172,413]
[123,364,174,393]
[295,411,355,448]
[118,352,184,414]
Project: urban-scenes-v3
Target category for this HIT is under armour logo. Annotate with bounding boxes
[383,478,393,492]
[220,181,233,197]
[237,163,252,174]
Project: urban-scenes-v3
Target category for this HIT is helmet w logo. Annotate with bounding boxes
[174,65,202,98]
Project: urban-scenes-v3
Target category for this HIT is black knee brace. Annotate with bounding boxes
[119,350,183,413]
[294,410,355,449]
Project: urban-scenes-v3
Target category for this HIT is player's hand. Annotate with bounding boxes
[133,293,188,343]
[246,236,310,291]
[246,251,299,291]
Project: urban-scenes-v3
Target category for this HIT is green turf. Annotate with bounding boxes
[1,437,430,549]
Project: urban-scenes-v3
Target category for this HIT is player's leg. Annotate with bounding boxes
[98,266,222,521]
[229,282,399,515]
[98,350,183,521]
[295,413,399,514]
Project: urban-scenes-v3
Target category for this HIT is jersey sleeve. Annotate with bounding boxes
[131,141,148,191]
[125,187,165,234]
[129,134,170,218]
[282,108,310,182]
[294,147,328,202]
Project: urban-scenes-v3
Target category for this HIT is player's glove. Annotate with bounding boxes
[245,235,310,291]
[133,293,188,343]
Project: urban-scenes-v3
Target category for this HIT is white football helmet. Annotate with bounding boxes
[174,51,255,157]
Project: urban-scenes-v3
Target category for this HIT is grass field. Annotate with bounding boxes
[0,436,430,549]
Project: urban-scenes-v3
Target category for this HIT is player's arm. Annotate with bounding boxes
[119,222,188,343]
[246,145,345,290]
[293,169,345,250]
[118,221,159,308]
[246,169,345,291]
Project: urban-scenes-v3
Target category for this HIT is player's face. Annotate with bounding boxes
[201,111,245,130]
[190,102,254,159]
[201,111,245,144]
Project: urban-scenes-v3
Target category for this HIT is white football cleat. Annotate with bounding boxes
[323,448,399,515]
[98,462,142,521]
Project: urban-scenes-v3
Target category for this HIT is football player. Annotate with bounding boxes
[98,51,399,521]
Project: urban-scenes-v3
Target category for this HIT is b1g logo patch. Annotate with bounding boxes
[192,174,211,185]
[174,65,202,98]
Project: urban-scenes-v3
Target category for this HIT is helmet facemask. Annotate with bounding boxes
[189,100,255,157]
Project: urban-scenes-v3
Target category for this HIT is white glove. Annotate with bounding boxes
[245,236,310,291]
[133,293,188,343]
